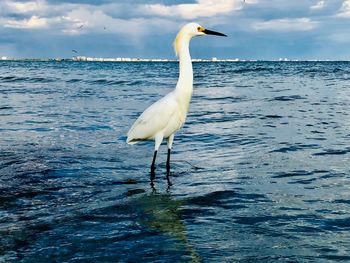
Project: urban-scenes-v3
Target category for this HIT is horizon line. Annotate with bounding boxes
[1,57,350,62]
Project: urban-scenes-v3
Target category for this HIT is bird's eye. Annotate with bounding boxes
[197,26,201,31]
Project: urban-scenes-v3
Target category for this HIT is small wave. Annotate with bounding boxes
[26,127,53,132]
[0,76,27,82]
[0,106,13,110]
[61,124,113,131]
[260,115,283,119]
[271,170,315,179]
[231,214,317,226]
[288,178,317,185]
[66,78,83,83]
[313,148,350,156]
[127,80,143,86]
[200,96,247,103]
[333,199,350,205]
[269,95,306,101]
[322,217,350,230]
[320,255,350,261]
[88,79,110,85]
[187,190,270,208]
[0,76,56,83]
[270,143,319,153]
[126,188,146,197]
[310,130,325,134]
[29,77,56,83]
[87,79,128,85]
[220,67,274,74]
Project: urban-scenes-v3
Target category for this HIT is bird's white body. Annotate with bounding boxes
[127,23,195,150]
[126,22,226,176]
[126,91,185,148]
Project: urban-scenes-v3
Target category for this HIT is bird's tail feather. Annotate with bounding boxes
[126,137,139,145]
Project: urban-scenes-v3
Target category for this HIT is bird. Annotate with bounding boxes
[126,22,226,181]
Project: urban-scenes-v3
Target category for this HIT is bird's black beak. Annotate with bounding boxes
[203,29,227,37]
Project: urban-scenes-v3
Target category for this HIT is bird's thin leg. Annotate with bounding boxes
[166,148,171,172]
[150,161,156,193]
[151,134,163,178]
[166,134,174,186]
[150,150,157,178]
[166,134,174,172]
[166,148,172,186]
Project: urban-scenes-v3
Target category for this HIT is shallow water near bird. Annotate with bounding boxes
[1,61,350,262]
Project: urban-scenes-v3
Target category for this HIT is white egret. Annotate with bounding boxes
[126,22,226,179]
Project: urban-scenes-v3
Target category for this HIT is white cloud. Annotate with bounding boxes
[253,18,318,31]
[337,0,350,17]
[59,6,177,37]
[244,0,259,4]
[0,1,179,37]
[3,0,46,13]
[4,15,48,29]
[310,1,325,10]
[141,0,244,19]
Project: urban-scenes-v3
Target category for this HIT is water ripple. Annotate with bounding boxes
[1,61,350,262]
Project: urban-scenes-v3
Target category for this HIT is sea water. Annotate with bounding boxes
[1,61,350,262]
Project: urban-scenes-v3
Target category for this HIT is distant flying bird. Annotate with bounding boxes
[126,22,226,181]
[72,49,78,53]
[78,24,84,29]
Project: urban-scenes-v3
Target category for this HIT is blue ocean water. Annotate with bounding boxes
[0,60,350,262]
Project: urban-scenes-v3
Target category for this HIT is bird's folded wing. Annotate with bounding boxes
[127,93,178,143]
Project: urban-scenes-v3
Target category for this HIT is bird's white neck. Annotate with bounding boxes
[175,36,193,112]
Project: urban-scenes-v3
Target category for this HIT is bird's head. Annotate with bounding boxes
[174,22,226,56]
[183,22,227,37]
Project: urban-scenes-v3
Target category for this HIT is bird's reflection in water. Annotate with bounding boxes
[150,174,171,193]
[128,183,200,262]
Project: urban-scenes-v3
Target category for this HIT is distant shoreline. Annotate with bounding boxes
[0,58,349,62]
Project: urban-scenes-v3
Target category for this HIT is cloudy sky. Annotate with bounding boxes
[1,0,350,60]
